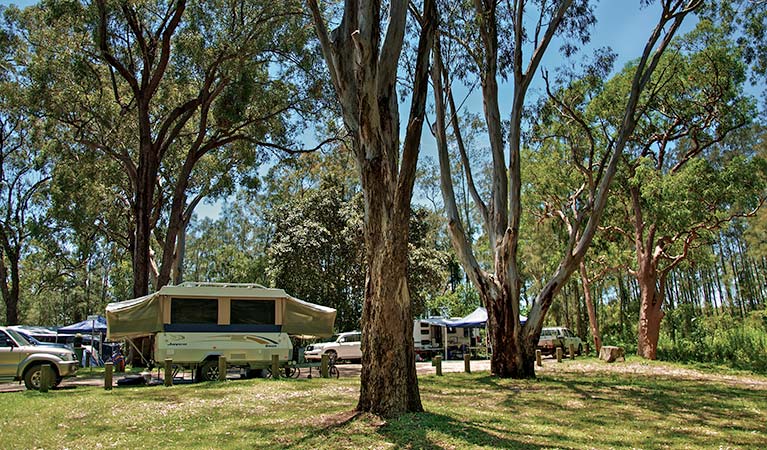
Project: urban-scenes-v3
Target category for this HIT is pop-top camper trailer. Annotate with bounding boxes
[106,282,336,380]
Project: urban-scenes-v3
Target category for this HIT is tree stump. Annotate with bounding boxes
[599,346,625,363]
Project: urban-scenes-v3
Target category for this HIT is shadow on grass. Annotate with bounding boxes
[378,411,547,450]
[542,372,764,418]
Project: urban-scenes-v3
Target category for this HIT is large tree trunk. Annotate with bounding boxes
[580,262,602,353]
[357,217,421,415]
[308,0,434,417]
[485,290,536,378]
[0,254,20,325]
[636,264,665,359]
[171,217,188,285]
[132,143,158,298]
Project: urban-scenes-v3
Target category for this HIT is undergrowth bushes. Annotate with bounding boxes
[658,309,767,373]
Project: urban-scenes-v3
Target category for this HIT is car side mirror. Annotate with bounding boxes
[1,338,15,348]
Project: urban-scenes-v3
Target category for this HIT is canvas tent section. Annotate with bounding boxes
[445,307,488,328]
[282,295,336,337]
[106,282,336,340]
[106,294,164,340]
[58,315,108,334]
[444,307,527,328]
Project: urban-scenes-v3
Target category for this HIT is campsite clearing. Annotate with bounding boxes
[1,357,765,449]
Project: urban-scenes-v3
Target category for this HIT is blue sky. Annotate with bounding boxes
[0,1,697,219]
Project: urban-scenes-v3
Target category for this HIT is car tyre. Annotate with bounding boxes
[23,364,54,390]
[578,344,583,356]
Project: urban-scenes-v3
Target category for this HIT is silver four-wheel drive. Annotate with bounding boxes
[0,326,79,390]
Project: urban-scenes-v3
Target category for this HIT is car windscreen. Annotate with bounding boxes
[6,329,31,346]
[19,332,42,345]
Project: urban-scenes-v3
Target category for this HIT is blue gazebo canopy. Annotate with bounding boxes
[58,316,108,334]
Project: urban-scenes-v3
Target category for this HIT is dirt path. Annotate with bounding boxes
[3,357,765,393]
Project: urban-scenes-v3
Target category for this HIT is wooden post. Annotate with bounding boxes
[556,347,563,363]
[320,354,329,378]
[464,353,471,373]
[271,354,280,379]
[164,358,173,387]
[40,364,51,393]
[569,344,576,360]
[434,355,442,376]
[585,342,590,356]
[218,356,227,381]
[536,350,542,367]
[105,362,113,390]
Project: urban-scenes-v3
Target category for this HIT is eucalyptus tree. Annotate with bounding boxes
[23,0,323,298]
[0,11,51,325]
[430,0,702,377]
[599,24,766,358]
[307,0,436,416]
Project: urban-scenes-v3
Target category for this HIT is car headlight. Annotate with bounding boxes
[57,352,73,361]
[306,346,314,351]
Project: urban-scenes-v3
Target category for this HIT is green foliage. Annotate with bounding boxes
[658,310,767,373]
[265,152,450,331]
[267,174,366,332]
[185,191,270,285]
[427,283,480,318]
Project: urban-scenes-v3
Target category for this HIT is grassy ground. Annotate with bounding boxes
[1,358,765,449]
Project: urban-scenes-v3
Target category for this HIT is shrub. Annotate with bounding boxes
[658,310,767,373]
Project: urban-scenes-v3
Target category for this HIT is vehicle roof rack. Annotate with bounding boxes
[176,281,270,290]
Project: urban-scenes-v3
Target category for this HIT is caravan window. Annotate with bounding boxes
[230,300,275,325]
[171,298,218,324]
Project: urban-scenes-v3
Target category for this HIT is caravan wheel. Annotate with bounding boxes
[200,360,220,381]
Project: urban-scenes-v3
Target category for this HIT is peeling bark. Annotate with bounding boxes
[308,0,435,417]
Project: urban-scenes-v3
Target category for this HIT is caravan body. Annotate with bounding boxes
[155,332,292,367]
[413,318,481,358]
[106,283,335,378]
